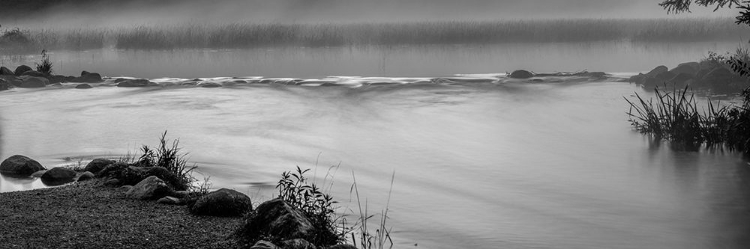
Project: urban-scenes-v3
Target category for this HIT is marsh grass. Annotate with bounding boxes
[625,85,750,152]
[2,18,746,52]
[35,49,52,74]
[347,171,394,249]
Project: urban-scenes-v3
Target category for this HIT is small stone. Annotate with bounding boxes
[77,171,95,182]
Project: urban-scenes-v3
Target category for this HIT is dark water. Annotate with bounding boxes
[1,42,749,248]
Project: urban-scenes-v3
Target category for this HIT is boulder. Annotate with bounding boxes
[0,66,14,75]
[199,82,222,88]
[117,79,150,87]
[0,155,46,176]
[48,75,69,84]
[645,65,668,78]
[14,65,32,76]
[280,239,316,249]
[84,158,115,174]
[642,76,663,89]
[668,73,695,87]
[125,175,175,200]
[76,72,103,83]
[77,171,95,182]
[701,67,735,84]
[669,62,699,76]
[654,71,676,81]
[75,84,93,89]
[19,77,48,88]
[96,163,185,190]
[509,70,534,79]
[240,199,315,243]
[31,170,47,178]
[41,167,77,185]
[157,196,185,205]
[189,188,253,216]
[21,70,48,78]
[251,241,279,249]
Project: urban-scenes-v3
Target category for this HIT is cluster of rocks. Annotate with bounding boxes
[629,61,749,92]
[508,69,608,80]
[1,154,358,249]
[0,65,103,90]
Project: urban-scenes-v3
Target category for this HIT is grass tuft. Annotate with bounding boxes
[35,49,52,75]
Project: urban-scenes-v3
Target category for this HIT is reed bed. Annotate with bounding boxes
[1,17,747,52]
[625,85,750,153]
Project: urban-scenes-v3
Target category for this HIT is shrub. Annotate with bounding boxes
[134,131,197,190]
[35,49,53,75]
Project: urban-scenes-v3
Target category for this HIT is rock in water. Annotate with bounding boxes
[21,70,48,77]
[0,155,46,176]
[125,175,175,200]
[14,65,32,76]
[0,66,14,75]
[239,199,315,243]
[0,79,10,91]
[189,188,253,216]
[84,158,115,174]
[41,167,77,185]
[509,70,534,79]
[117,79,150,87]
[75,84,93,89]
[19,77,48,88]
[669,62,699,76]
[76,72,103,83]
[645,65,668,78]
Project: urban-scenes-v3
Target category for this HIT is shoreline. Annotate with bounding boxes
[0,179,241,249]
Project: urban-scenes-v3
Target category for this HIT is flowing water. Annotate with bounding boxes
[1,42,749,249]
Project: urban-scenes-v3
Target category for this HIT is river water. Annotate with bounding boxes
[1,42,749,249]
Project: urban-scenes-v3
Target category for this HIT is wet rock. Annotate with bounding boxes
[125,175,175,200]
[76,71,103,83]
[199,82,222,88]
[77,171,95,182]
[14,65,32,76]
[75,83,93,89]
[0,78,10,91]
[701,67,735,83]
[117,78,150,87]
[509,70,534,79]
[157,196,185,205]
[21,70,48,78]
[668,73,694,87]
[41,167,77,185]
[19,77,48,88]
[251,240,279,249]
[239,199,315,243]
[0,155,46,176]
[84,158,115,174]
[48,75,68,84]
[189,188,253,217]
[669,62,699,76]
[0,66,15,75]
[654,71,676,81]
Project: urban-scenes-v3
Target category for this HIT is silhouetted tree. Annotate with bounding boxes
[661,0,750,76]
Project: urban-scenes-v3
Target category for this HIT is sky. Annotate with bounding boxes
[3,0,742,28]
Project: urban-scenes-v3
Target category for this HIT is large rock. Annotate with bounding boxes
[21,70,48,78]
[19,76,48,88]
[668,73,695,88]
[189,188,253,216]
[125,175,175,200]
[669,62,699,76]
[96,164,185,190]
[645,65,668,78]
[0,79,10,91]
[0,66,14,75]
[48,75,69,84]
[240,199,315,243]
[0,155,46,176]
[654,71,676,82]
[116,78,150,87]
[75,71,103,83]
[75,83,93,89]
[40,167,77,185]
[84,158,115,174]
[509,70,534,79]
[76,171,95,182]
[14,65,32,76]
[701,67,735,84]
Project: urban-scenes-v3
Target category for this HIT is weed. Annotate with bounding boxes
[348,171,394,249]
[136,131,197,191]
[35,49,53,74]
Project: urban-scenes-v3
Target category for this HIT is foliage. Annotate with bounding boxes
[625,85,750,153]
[35,49,53,75]
[276,166,341,246]
[135,131,197,191]
[659,0,750,26]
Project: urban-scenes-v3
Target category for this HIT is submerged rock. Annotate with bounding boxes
[117,78,150,87]
[189,188,252,216]
[509,70,534,79]
[41,167,77,185]
[75,84,93,89]
[125,175,175,200]
[76,71,103,83]
[0,79,10,91]
[14,65,32,76]
[199,82,222,88]
[0,155,46,176]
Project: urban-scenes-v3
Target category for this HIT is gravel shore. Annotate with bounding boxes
[0,180,242,249]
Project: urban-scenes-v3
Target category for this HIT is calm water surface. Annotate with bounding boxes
[1,43,749,249]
